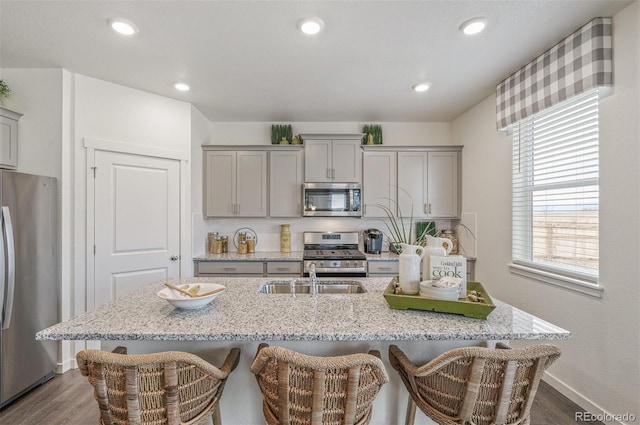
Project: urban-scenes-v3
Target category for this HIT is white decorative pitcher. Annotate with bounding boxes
[422,235,452,280]
[398,243,426,295]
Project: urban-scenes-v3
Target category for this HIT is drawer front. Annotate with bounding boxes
[266,261,302,275]
[197,261,264,275]
[367,261,399,275]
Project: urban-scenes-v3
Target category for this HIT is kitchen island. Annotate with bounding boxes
[38,277,570,424]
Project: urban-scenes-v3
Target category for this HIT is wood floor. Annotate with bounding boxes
[0,370,601,424]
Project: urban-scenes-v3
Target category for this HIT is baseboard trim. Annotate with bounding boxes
[544,372,633,425]
[56,358,77,374]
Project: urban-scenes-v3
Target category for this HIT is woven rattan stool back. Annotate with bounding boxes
[77,347,240,425]
[250,344,389,425]
[389,344,561,425]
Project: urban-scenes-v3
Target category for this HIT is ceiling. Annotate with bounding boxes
[0,0,633,122]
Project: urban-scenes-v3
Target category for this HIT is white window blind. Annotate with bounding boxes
[512,89,599,282]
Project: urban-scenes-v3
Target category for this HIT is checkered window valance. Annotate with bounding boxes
[496,17,612,130]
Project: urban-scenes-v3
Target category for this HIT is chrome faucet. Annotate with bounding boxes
[309,262,318,296]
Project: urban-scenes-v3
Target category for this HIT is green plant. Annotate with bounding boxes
[362,124,382,145]
[271,124,292,144]
[374,197,433,253]
[0,79,11,100]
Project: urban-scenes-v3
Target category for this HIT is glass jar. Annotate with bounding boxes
[246,235,256,253]
[237,240,248,254]
[221,236,229,253]
[238,232,247,243]
[280,224,291,253]
[207,232,219,253]
[439,229,458,254]
[212,236,223,254]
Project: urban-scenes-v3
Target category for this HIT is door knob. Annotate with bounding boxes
[170,255,179,261]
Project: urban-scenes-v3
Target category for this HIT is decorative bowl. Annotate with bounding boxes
[157,283,226,309]
[419,280,461,300]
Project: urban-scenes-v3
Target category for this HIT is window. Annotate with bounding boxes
[511,89,599,287]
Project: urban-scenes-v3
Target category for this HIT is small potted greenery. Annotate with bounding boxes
[0,79,10,105]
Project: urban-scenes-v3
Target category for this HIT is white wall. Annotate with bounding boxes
[69,74,193,363]
[1,69,63,180]
[210,121,451,146]
[451,2,640,421]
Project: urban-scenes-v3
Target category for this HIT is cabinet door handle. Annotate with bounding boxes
[223,267,237,271]
[378,267,392,270]
[237,204,240,216]
[424,204,427,214]
[332,168,335,179]
[428,203,432,214]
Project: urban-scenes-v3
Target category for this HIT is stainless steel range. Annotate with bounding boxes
[303,231,367,277]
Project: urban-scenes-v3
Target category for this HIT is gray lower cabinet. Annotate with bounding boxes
[196,261,264,276]
[367,261,399,277]
[195,260,303,277]
[266,261,302,277]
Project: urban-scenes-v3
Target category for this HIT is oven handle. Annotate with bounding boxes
[304,272,367,278]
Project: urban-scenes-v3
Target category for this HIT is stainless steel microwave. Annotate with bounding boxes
[302,183,362,217]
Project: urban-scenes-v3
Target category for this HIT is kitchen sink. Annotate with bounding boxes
[259,280,367,294]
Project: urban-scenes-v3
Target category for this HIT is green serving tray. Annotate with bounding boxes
[383,278,496,320]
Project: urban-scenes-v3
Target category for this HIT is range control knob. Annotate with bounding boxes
[345,261,351,267]
[319,261,324,267]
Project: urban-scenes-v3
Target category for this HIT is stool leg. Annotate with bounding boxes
[212,405,222,425]
[405,396,416,425]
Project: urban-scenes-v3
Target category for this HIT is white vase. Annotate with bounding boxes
[398,243,425,295]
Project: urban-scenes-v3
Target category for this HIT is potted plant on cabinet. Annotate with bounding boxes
[0,79,11,106]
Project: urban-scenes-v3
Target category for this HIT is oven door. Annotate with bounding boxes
[303,183,361,217]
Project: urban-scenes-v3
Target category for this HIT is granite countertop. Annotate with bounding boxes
[194,251,304,261]
[37,277,570,342]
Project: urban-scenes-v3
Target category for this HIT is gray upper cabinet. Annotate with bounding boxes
[301,134,362,183]
[427,151,460,218]
[0,106,22,169]
[203,149,267,217]
[396,147,462,219]
[362,150,396,218]
[269,149,303,217]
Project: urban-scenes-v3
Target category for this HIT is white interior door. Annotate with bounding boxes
[93,150,180,307]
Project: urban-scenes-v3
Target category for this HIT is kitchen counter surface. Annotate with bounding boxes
[194,251,304,261]
[37,277,570,342]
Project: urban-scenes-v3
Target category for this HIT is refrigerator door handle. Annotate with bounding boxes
[1,206,15,331]
[0,207,5,327]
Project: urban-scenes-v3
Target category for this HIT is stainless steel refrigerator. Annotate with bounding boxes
[0,171,57,408]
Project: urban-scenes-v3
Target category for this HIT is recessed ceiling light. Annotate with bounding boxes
[459,17,487,35]
[108,18,139,36]
[297,17,324,35]
[412,82,431,93]
[174,82,190,92]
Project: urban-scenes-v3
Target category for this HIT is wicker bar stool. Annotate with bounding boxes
[77,346,240,425]
[389,343,561,425]
[250,344,389,425]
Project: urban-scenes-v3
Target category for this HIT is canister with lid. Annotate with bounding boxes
[237,240,248,254]
[221,236,229,253]
[207,232,219,253]
[212,236,223,254]
[246,235,256,253]
[439,229,458,254]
